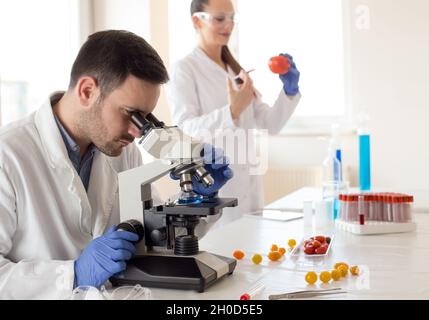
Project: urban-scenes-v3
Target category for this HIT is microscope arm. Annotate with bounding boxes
[118,159,178,224]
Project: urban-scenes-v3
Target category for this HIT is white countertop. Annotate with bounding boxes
[144,212,429,300]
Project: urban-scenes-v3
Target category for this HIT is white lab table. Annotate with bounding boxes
[146,212,429,300]
[265,187,429,213]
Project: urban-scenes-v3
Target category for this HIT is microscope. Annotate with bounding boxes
[109,112,238,292]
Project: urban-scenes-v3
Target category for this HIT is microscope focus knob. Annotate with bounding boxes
[151,228,167,243]
[117,220,145,242]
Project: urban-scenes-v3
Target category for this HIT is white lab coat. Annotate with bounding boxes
[0,93,144,299]
[166,47,301,227]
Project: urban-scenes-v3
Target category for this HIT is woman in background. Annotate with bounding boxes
[166,0,301,228]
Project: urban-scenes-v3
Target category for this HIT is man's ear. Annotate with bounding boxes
[76,76,100,107]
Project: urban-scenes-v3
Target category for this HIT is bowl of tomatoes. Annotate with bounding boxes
[291,235,333,257]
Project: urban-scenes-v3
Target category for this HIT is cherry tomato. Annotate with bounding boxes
[337,265,348,277]
[315,246,327,255]
[350,266,360,276]
[279,247,286,256]
[304,242,313,249]
[315,236,326,243]
[312,240,322,249]
[268,251,282,261]
[331,269,341,281]
[319,271,332,284]
[252,254,263,265]
[320,243,329,250]
[304,246,315,255]
[268,55,290,75]
[334,262,349,270]
[271,244,279,252]
[305,272,318,285]
[326,237,332,244]
[288,239,297,248]
[233,250,245,260]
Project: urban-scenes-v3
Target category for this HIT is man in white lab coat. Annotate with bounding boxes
[0,30,232,299]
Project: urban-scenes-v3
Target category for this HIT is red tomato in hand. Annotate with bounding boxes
[268,55,290,75]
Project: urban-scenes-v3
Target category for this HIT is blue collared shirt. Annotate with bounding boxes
[54,116,96,191]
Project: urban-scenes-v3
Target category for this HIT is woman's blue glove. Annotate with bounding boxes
[279,53,300,96]
[74,226,138,289]
[192,145,234,198]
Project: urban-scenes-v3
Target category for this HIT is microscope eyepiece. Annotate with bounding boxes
[130,112,155,137]
[145,113,165,128]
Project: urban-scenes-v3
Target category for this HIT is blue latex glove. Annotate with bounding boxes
[74,225,138,288]
[170,145,234,198]
[279,53,300,96]
[193,145,234,197]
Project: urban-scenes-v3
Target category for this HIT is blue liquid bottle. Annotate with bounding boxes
[358,114,371,191]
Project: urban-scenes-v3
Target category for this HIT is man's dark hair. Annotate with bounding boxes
[69,30,169,98]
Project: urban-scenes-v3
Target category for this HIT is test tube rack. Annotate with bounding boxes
[335,193,417,235]
[335,220,417,235]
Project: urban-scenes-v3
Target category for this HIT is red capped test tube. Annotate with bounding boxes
[240,283,266,300]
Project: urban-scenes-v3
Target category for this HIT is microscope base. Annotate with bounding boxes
[110,252,236,293]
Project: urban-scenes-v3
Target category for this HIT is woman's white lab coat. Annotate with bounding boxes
[166,47,301,227]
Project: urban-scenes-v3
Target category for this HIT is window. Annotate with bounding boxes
[237,0,347,121]
[0,0,81,126]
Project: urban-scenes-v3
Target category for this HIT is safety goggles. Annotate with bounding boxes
[193,11,238,27]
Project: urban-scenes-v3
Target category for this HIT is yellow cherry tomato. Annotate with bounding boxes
[268,251,282,262]
[319,271,332,284]
[331,269,341,281]
[288,239,297,248]
[350,265,360,276]
[305,272,318,285]
[271,244,279,252]
[252,254,263,265]
[337,264,348,277]
[279,247,286,256]
[334,262,349,270]
[233,250,245,260]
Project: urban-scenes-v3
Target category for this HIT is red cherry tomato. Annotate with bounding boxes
[304,246,315,255]
[315,246,328,255]
[268,55,290,75]
[315,236,326,243]
[312,240,322,249]
[322,243,330,250]
[326,237,332,244]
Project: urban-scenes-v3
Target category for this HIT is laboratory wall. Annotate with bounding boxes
[263,0,429,202]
